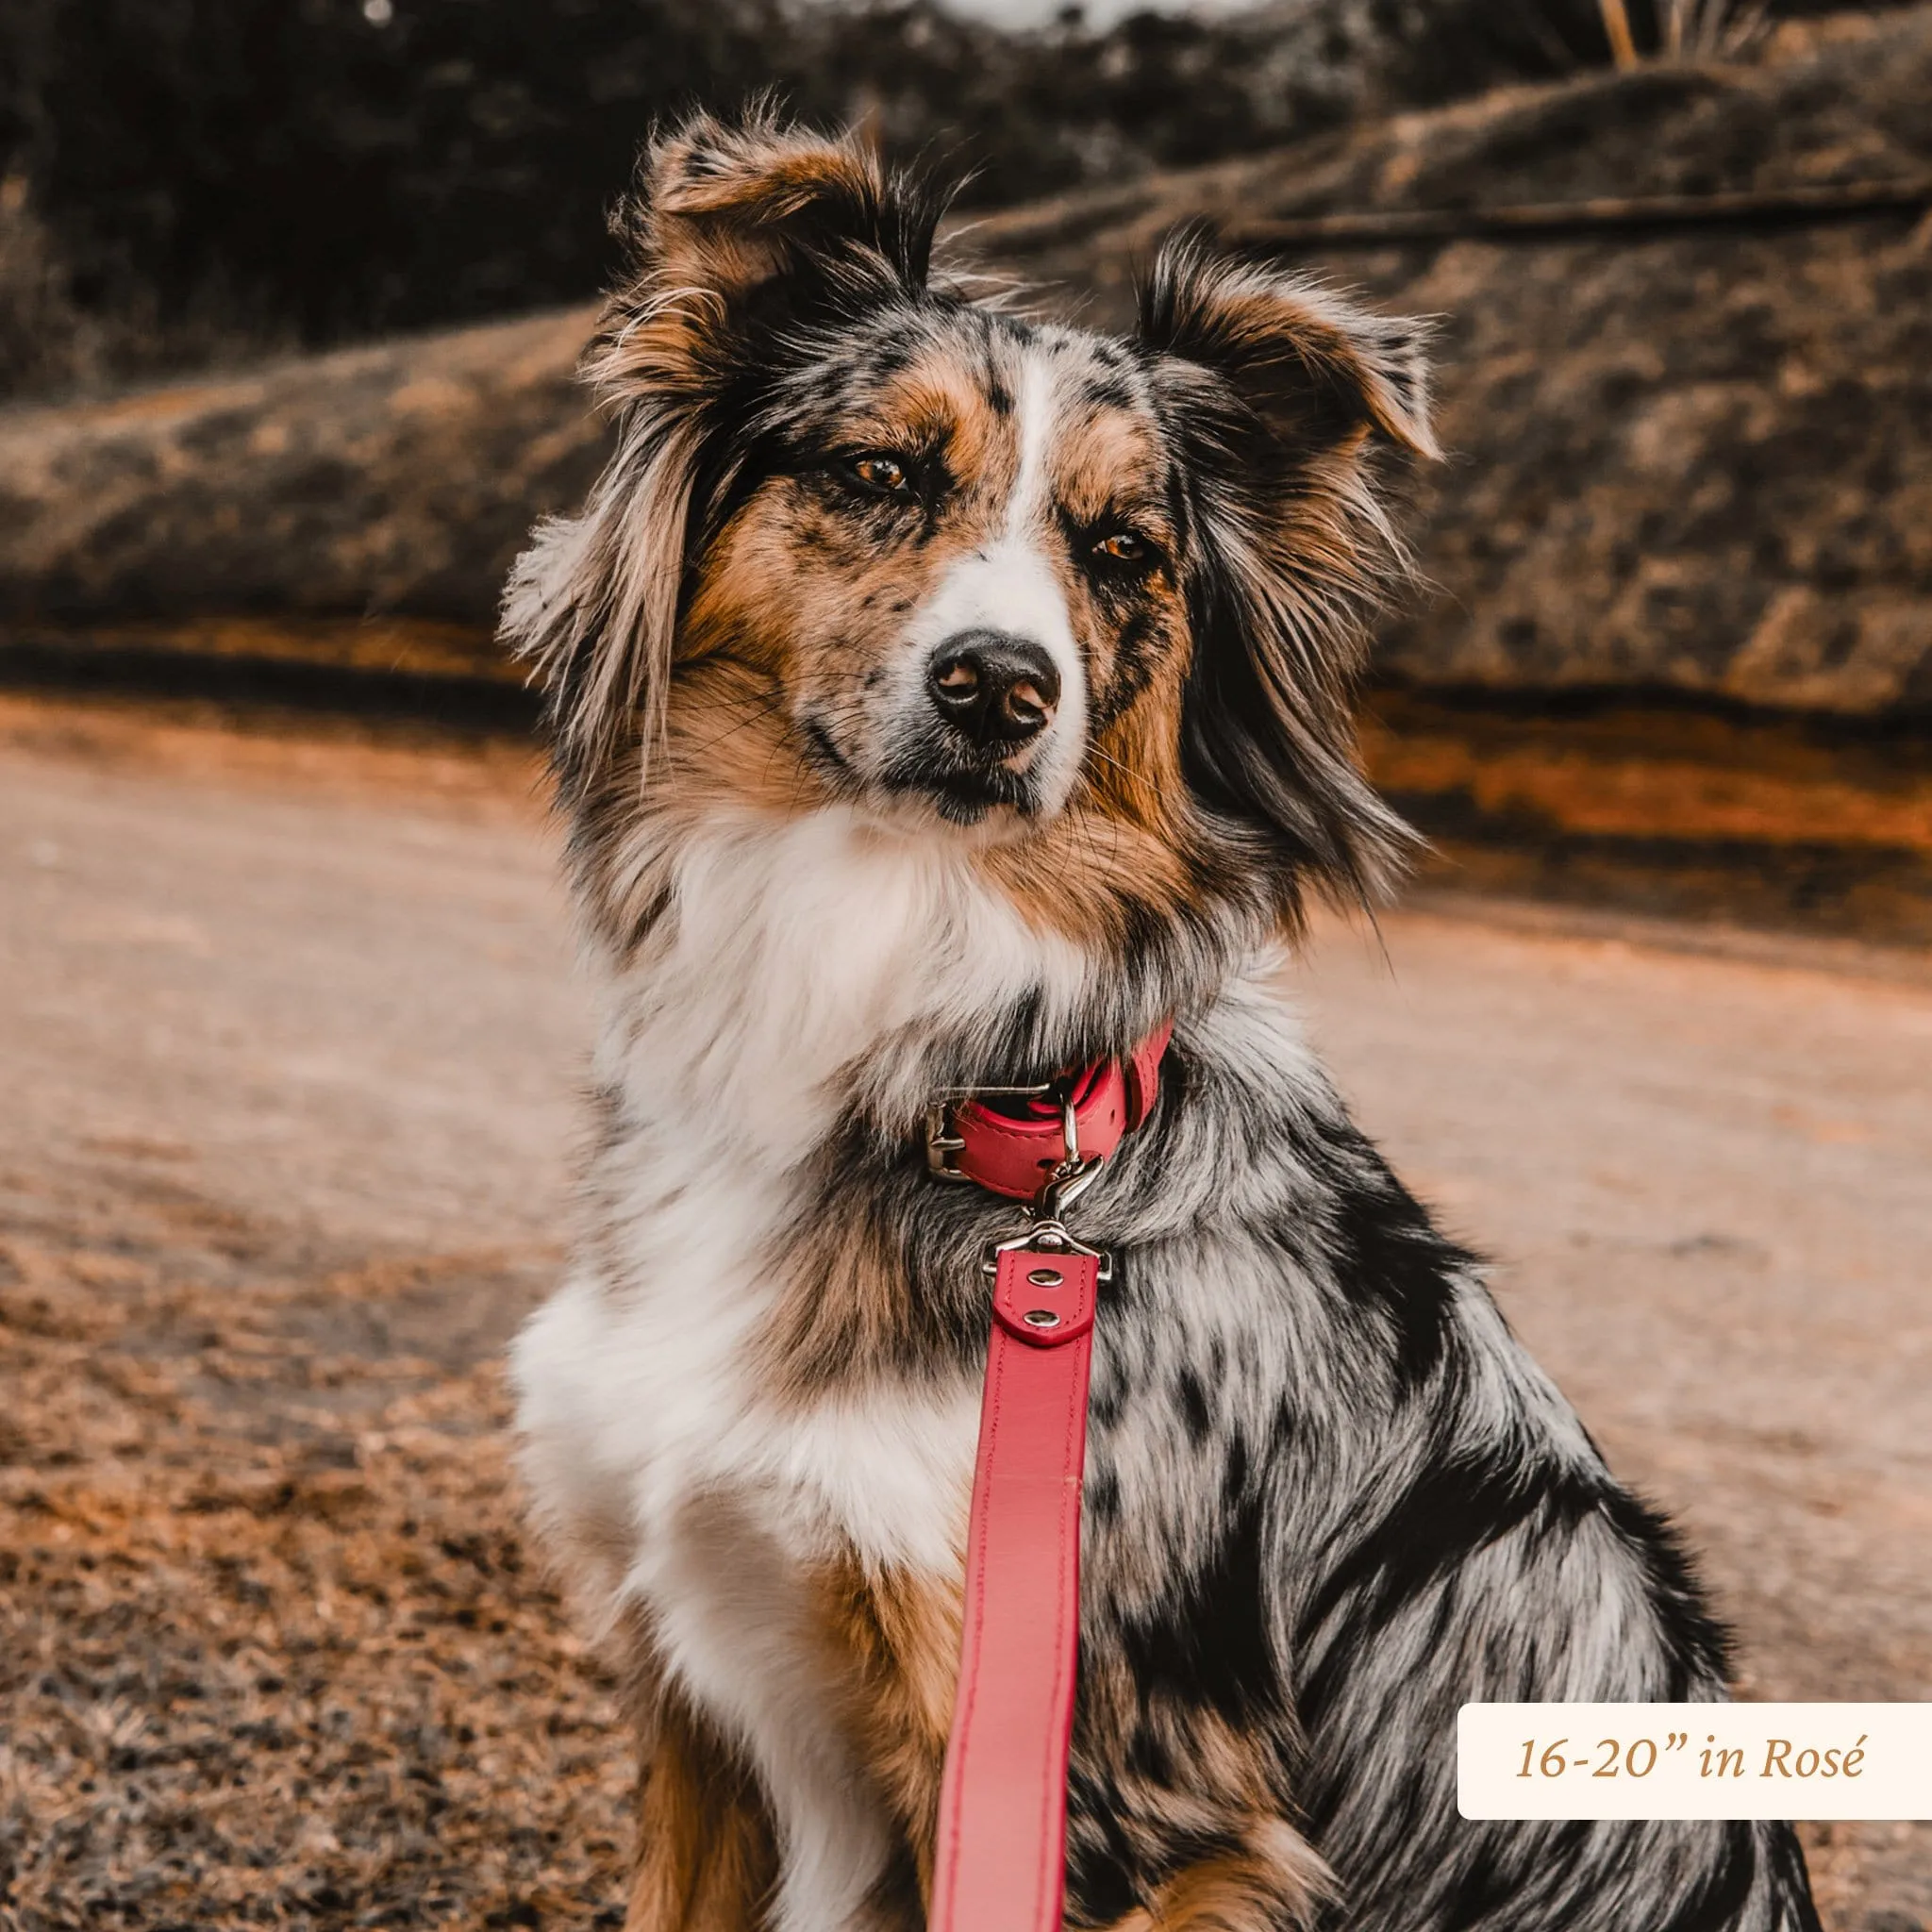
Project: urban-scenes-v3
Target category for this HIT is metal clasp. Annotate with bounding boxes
[929,1071,1113,1277]
[1031,1090,1101,1223]
[981,1219,1113,1284]
[997,1099,1113,1280]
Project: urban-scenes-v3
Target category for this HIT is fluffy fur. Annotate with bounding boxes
[505,111,1820,1932]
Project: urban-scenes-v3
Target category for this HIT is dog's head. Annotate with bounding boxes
[508,111,1436,960]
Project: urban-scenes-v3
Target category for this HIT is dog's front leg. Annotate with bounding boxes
[625,1688,778,1932]
[812,1552,967,1919]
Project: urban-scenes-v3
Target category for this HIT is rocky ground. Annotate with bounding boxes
[1,690,1927,1930]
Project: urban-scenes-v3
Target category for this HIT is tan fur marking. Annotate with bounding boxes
[606,1605,778,1932]
[1102,1826,1330,1932]
[811,1553,965,1907]
[1046,407,1174,537]
[758,1207,908,1399]
[625,1692,777,1932]
[842,360,1022,503]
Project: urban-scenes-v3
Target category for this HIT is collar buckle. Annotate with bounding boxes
[924,1078,1058,1184]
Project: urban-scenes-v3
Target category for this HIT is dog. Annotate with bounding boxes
[504,110,1821,1932]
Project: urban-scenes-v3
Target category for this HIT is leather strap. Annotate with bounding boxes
[929,1241,1101,1932]
[927,1024,1171,1932]
[941,1022,1173,1203]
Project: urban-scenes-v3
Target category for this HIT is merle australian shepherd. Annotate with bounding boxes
[505,111,1821,1932]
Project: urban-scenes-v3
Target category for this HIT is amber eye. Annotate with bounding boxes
[1093,530,1147,563]
[851,453,912,494]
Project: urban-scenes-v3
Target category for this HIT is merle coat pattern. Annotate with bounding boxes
[505,110,1821,1932]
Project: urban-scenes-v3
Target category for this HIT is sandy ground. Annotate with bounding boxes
[1,691,1927,1931]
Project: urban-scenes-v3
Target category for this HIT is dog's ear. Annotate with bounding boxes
[1140,234,1436,465]
[504,110,945,802]
[598,109,942,396]
[1138,232,1438,915]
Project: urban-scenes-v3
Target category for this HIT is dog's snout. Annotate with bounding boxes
[926,633,1060,749]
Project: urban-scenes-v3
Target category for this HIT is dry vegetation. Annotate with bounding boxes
[0,0,1619,403]
[0,1158,630,1930]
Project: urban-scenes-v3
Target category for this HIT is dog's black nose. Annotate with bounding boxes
[927,633,1060,748]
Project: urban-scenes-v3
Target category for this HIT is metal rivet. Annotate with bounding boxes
[1026,1267,1064,1287]
[1023,1308,1061,1329]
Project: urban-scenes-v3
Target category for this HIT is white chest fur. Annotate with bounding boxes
[512,804,1077,1929]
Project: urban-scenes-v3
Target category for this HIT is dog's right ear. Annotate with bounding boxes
[601,111,941,393]
[503,111,945,801]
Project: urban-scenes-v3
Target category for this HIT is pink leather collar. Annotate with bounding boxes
[927,1022,1174,1203]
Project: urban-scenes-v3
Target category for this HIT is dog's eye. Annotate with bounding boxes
[1093,530,1148,563]
[850,453,913,495]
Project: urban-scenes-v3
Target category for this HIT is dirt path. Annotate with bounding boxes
[2,691,1926,1931]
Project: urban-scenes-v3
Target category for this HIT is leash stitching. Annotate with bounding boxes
[1034,1293,1086,1924]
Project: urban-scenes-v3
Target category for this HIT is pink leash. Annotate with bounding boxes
[925,1025,1172,1932]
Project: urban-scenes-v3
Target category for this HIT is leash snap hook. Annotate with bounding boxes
[1031,1153,1100,1224]
[982,1219,1112,1283]
[1028,1082,1102,1223]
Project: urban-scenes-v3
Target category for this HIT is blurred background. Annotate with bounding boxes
[1,3,1928,1928]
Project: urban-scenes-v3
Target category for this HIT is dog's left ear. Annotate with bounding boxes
[1138,233,1438,914]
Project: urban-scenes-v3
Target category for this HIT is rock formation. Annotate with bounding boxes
[3,8,1927,713]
